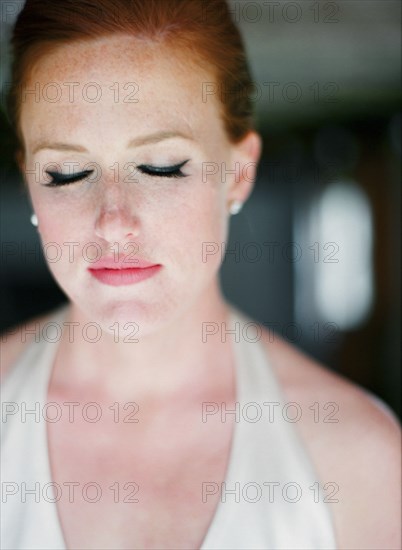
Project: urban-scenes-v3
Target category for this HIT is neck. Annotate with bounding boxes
[52,280,235,402]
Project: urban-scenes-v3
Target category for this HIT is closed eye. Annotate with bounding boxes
[44,169,94,186]
[137,160,189,178]
[43,160,190,187]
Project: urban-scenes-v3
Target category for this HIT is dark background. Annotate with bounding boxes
[1,0,401,417]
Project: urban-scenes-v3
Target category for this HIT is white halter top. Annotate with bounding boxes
[1,304,337,549]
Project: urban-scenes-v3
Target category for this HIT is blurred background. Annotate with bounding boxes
[0,0,401,417]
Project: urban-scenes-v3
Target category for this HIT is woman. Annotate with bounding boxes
[1,1,400,549]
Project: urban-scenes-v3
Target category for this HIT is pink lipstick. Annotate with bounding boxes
[88,257,162,287]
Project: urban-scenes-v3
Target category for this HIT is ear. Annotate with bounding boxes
[227,130,262,206]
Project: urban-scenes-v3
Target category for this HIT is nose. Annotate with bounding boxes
[94,183,141,243]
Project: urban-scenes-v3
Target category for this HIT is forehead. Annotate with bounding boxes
[20,35,225,150]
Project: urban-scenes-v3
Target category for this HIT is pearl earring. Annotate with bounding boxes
[30,213,38,227]
[229,200,243,215]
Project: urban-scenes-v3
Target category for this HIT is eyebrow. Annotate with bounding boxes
[32,131,194,155]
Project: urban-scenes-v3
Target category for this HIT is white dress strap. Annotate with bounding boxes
[201,306,338,549]
[1,305,68,550]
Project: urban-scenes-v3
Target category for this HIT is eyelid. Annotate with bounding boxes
[42,160,190,187]
[136,161,189,179]
[137,159,190,173]
[44,169,94,186]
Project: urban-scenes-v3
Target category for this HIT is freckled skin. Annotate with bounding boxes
[21,35,260,337]
[22,37,253,332]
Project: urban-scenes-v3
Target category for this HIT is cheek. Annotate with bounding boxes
[164,182,229,271]
[28,187,94,276]
[29,173,108,245]
[34,199,88,248]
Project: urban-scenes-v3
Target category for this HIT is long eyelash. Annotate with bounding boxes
[43,160,190,187]
[44,169,94,186]
[137,160,189,178]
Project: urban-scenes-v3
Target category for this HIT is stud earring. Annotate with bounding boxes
[229,200,243,215]
[30,213,38,227]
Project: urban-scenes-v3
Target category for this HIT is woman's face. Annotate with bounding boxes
[20,36,258,334]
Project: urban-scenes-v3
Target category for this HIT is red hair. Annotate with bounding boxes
[8,0,255,152]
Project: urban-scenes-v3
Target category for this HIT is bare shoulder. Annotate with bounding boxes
[261,329,401,550]
[0,308,62,382]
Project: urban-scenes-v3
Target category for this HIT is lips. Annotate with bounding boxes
[89,256,158,269]
[88,256,162,286]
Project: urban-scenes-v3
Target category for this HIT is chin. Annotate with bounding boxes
[59,266,211,340]
[73,294,180,341]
